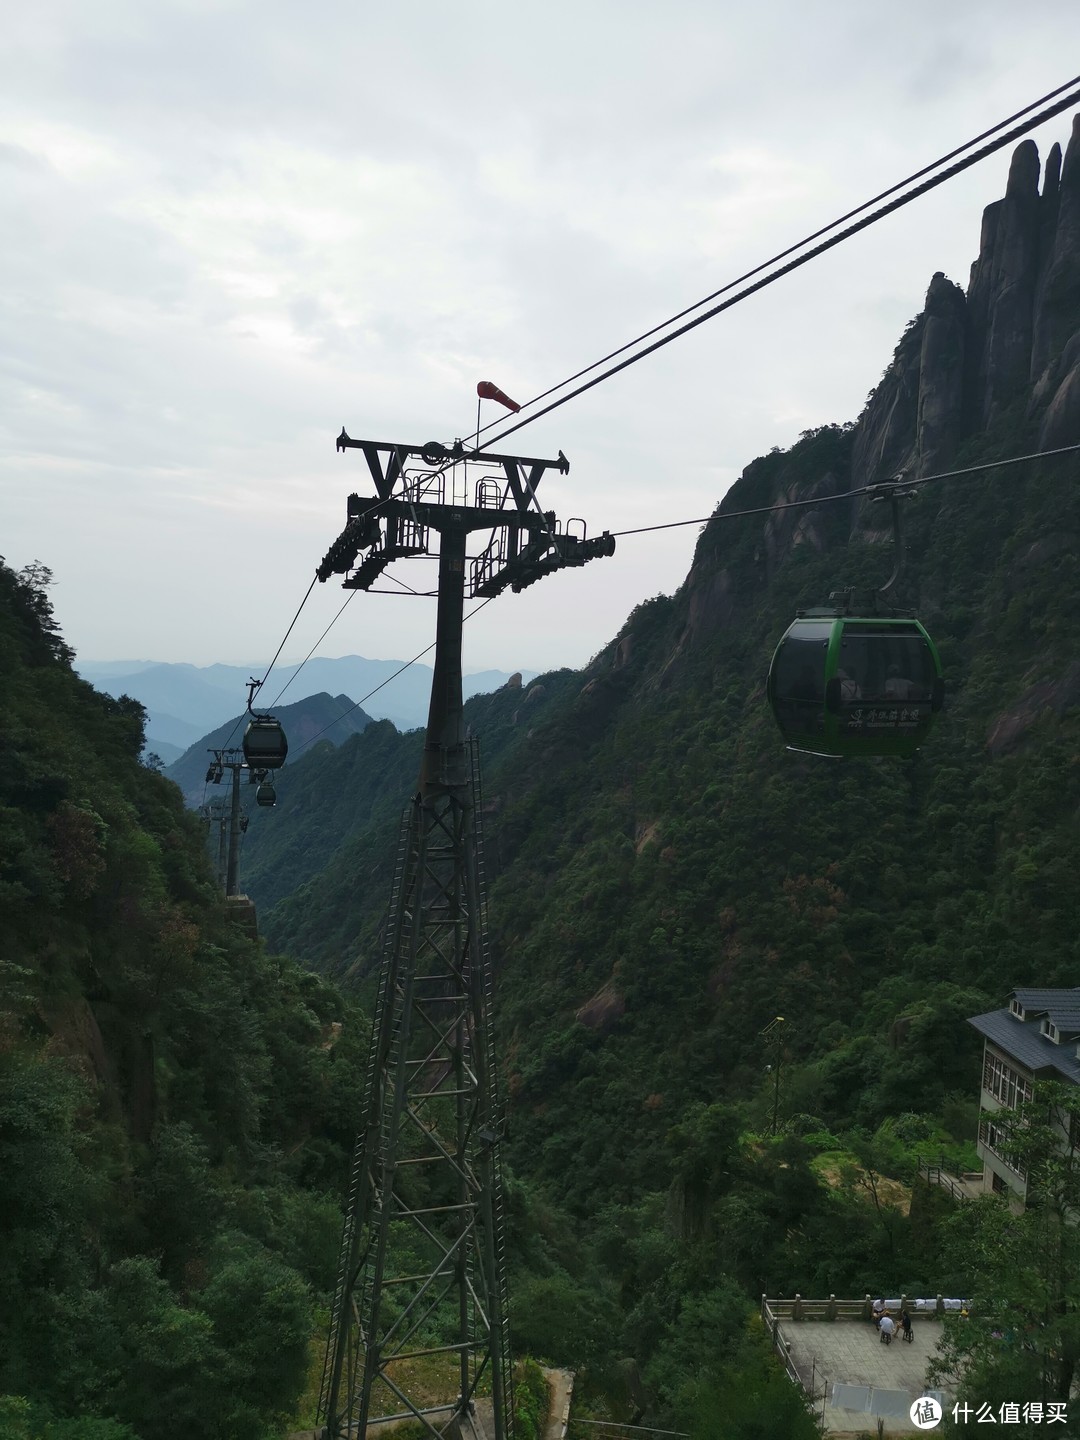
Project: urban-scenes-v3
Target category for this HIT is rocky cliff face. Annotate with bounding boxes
[851,269,969,489]
[661,116,1080,659]
[968,138,1044,424]
[857,114,1080,485]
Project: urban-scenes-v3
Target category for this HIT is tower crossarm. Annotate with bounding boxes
[336,430,568,511]
[323,432,611,597]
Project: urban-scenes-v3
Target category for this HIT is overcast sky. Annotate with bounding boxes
[3,3,1079,682]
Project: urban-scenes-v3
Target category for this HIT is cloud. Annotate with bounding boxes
[3,0,1080,671]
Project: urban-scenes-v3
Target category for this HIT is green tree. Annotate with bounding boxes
[104,1259,216,1440]
[510,1269,618,1366]
[930,1083,1080,1431]
[0,1396,137,1439]
[136,1122,220,1283]
[199,1251,311,1437]
[0,1055,89,1395]
[680,1323,819,1440]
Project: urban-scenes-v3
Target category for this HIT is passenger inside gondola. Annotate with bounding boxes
[837,630,934,708]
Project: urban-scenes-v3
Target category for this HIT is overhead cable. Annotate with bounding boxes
[218,572,320,753]
[464,74,1080,454]
[608,442,1080,538]
[251,82,1080,750]
[256,574,319,694]
[270,589,357,708]
[464,80,1080,456]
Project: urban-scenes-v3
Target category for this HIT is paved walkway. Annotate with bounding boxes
[542,1368,574,1440]
[779,1317,949,1434]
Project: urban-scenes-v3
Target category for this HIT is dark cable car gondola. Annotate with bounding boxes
[243,716,289,769]
[241,678,289,771]
[767,479,944,758]
[248,765,277,806]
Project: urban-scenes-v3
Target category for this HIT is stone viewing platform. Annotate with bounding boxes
[762,1295,957,1435]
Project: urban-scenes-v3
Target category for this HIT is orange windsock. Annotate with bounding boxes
[477,380,521,413]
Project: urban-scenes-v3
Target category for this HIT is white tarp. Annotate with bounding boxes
[831,1384,871,1412]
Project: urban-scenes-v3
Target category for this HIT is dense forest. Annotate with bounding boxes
[0,558,378,1438]
[5,120,1080,1439]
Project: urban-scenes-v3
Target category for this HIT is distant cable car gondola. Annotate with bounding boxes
[256,779,277,807]
[766,479,944,758]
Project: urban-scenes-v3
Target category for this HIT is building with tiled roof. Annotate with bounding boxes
[967,988,1080,1208]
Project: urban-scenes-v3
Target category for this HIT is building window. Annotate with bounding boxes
[991,1170,1008,1195]
[980,1117,1027,1180]
[982,1051,1034,1110]
[1010,999,1026,1020]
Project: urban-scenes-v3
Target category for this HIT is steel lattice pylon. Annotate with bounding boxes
[319,754,511,1439]
[315,432,614,1439]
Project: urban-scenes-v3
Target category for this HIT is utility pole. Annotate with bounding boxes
[199,797,230,888]
[317,427,614,1440]
[215,799,228,889]
[205,750,247,897]
[759,1016,787,1136]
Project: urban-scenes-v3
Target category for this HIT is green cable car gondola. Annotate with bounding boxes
[766,478,944,758]
[767,608,943,758]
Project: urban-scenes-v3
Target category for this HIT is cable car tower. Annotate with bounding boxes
[316,418,614,1440]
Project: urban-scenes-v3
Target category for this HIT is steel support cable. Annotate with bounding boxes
[256,573,319,693]
[217,572,320,757]
[460,83,1080,460]
[268,568,431,712]
[300,86,1080,765]
[461,73,1080,454]
[325,81,1080,652]
[605,441,1080,538]
[270,589,357,708]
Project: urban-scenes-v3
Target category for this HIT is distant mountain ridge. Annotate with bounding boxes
[76,654,537,749]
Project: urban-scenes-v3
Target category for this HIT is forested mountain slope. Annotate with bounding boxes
[265,122,1080,1160]
[492,119,1079,1200]
[0,560,369,1438]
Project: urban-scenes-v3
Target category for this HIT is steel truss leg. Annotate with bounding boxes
[319,752,512,1439]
